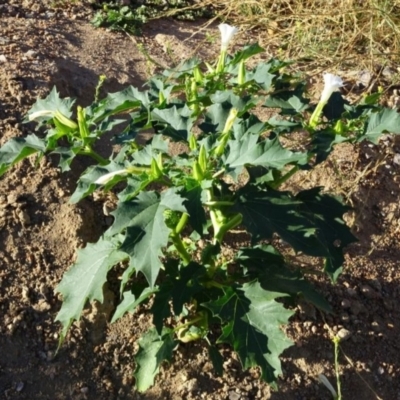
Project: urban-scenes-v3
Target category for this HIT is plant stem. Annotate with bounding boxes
[170,232,191,265]
[333,336,342,400]
[175,213,188,234]
[270,165,299,189]
[204,200,235,207]
[80,148,109,165]
[215,213,243,243]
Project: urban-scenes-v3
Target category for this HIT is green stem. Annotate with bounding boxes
[270,165,299,189]
[175,213,188,234]
[204,201,235,207]
[215,213,243,243]
[309,100,327,129]
[170,232,191,265]
[80,148,109,165]
[173,315,204,333]
[333,336,342,400]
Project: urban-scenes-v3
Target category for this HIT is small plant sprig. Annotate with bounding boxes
[2,24,400,392]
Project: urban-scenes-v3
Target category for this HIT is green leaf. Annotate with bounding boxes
[90,86,147,123]
[203,284,293,385]
[120,190,186,287]
[0,134,47,176]
[295,188,357,281]
[248,63,275,91]
[151,105,193,141]
[264,90,309,114]
[111,287,157,323]
[26,87,75,127]
[182,180,207,234]
[208,345,223,376]
[230,43,265,65]
[134,328,176,392]
[360,108,400,143]
[243,282,294,377]
[236,245,331,312]
[234,187,356,281]
[55,237,128,342]
[210,90,254,114]
[311,130,349,164]
[70,162,125,204]
[225,132,307,178]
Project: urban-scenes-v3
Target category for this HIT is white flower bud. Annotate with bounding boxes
[94,169,128,185]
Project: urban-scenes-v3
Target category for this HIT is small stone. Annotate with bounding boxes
[185,378,198,393]
[346,287,357,297]
[360,284,376,299]
[17,209,31,226]
[25,49,37,58]
[33,299,51,312]
[311,325,318,334]
[16,382,24,392]
[350,300,367,316]
[377,366,385,375]
[371,321,382,332]
[229,391,241,400]
[7,194,18,205]
[337,328,351,341]
[0,54,7,63]
[341,299,351,309]
[80,387,89,394]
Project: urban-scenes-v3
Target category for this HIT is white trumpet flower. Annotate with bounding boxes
[309,73,343,128]
[95,169,128,185]
[216,24,239,74]
[320,73,343,104]
[218,23,239,51]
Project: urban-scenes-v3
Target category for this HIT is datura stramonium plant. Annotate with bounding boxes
[309,73,343,128]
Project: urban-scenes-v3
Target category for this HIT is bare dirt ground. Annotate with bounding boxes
[0,2,400,399]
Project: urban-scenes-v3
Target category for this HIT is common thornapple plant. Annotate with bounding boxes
[1,23,400,392]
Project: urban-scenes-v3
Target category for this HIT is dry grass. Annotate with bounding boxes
[163,0,400,74]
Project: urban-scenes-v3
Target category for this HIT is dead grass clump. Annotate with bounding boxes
[167,0,400,73]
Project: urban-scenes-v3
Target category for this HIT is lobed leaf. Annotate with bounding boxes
[0,134,47,177]
[55,237,128,343]
[134,328,176,392]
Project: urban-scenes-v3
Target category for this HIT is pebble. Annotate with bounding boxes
[228,391,241,400]
[350,300,367,316]
[80,387,89,394]
[341,299,351,309]
[16,382,24,392]
[337,328,351,341]
[360,284,376,299]
[0,54,7,63]
[25,50,37,58]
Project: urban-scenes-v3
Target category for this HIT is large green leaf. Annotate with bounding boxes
[55,237,128,342]
[120,189,186,287]
[203,284,293,385]
[90,86,148,123]
[0,134,47,176]
[134,328,176,392]
[360,108,400,143]
[151,105,193,141]
[295,188,357,281]
[243,282,294,377]
[234,187,356,281]
[225,133,307,178]
[151,262,206,333]
[236,245,331,312]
